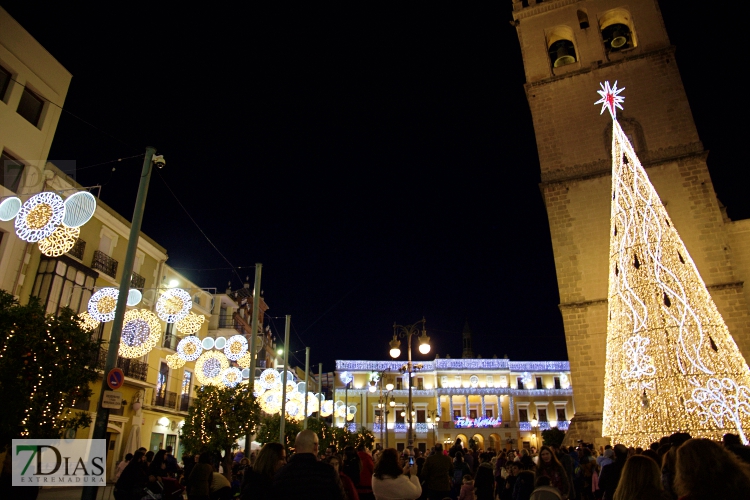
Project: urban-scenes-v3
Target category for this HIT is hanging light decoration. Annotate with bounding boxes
[38,225,80,257]
[76,311,100,332]
[260,391,282,414]
[15,192,65,242]
[307,392,320,414]
[214,336,227,349]
[0,196,22,221]
[221,367,243,388]
[320,400,334,417]
[259,368,280,390]
[223,334,248,361]
[194,351,229,386]
[175,312,205,335]
[201,337,215,350]
[62,191,97,228]
[176,336,203,361]
[118,309,161,358]
[166,353,186,369]
[236,352,252,368]
[126,289,143,307]
[156,288,192,323]
[88,288,119,322]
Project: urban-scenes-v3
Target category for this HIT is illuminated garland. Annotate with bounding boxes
[76,311,100,332]
[118,309,161,358]
[600,82,750,446]
[88,288,119,322]
[224,334,248,361]
[167,353,186,369]
[176,312,205,335]
[194,351,229,386]
[15,192,66,243]
[177,336,203,361]
[38,225,80,257]
[156,288,192,323]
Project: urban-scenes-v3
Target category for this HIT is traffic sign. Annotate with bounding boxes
[107,368,125,390]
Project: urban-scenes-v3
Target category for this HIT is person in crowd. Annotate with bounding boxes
[611,454,665,500]
[358,444,376,500]
[327,454,360,500]
[473,452,494,500]
[148,449,169,478]
[164,445,180,476]
[233,456,250,477]
[534,446,569,499]
[240,442,285,500]
[115,451,154,500]
[273,429,345,500]
[529,476,562,500]
[513,456,536,500]
[182,454,196,484]
[210,471,232,500]
[597,447,613,470]
[187,452,214,500]
[722,432,750,464]
[344,445,363,488]
[596,444,627,500]
[551,446,574,500]
[450,439,464,458]
[464,448,475,472]
[420,443,454,500]
[145,450,155,467]
[660,432,691,498]
[115,453,133,481]
[501,462,519,500]
[494,450,508,494]
[233,449,245,463]
[452,452,472,498]
[458,473,475,500]
[371,448,421,500]
[674,438,750,500]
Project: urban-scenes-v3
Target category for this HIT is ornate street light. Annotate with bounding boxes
[389,317,429,450]
[530,413,540,448]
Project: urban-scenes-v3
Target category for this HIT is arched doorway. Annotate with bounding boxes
[455,433,469,453]
[489,433,501,451]
[470,433,484,451]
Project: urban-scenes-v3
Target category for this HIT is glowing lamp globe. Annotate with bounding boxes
[389,336,401,358]
[400,411,406,417]
[389,347,401,358]
[419,343,430,354]
[368,382,377,393]
[389,398,396,407]
[435,415,440,422]
[386,383,394,391]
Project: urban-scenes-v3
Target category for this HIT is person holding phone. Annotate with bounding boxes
[372,448,422,500]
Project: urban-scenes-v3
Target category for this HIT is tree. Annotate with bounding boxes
[0,291,100,446]
[541,428,566,448]
[597,81,750,446]
[180,385,261,479]
[255,417,374,455]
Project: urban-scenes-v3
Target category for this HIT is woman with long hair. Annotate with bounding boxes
[187,452,213,500]
[114,451,152,500]
[148,449,168,478]
[326,454,360,500]
[240,443,285,500]
[372,448,421,500]
[612,455,666,500]
[535,446,570,499]
[674,438,750,499]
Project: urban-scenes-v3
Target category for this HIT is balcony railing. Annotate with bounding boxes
[179,394,193,412]
[93,348,148,382]
[91,250,118,278]
[68,238,86,260]
[152,390,177,409]
[218,314,236,329]
[130,272,146,290]
[163,333,179,351]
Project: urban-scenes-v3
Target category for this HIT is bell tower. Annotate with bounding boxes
[512,0,750,445]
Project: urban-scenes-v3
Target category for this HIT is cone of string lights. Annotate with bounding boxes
[597,81,750,446]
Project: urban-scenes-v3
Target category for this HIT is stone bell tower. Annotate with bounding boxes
[511,0,750,445]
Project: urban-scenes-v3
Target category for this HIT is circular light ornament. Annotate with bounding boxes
[76,311,100,332]
[0,197,22,221]
[127,289,143,306]
[214,336,227,350]
[236,352,252,368]
[260,391,282,414]
[88,288,120,322]
[224,335,248,361]
[166,353,186,369]
[320,400,333,417]
[62,191,97,228]
[156,288,192,323]
[222,367,243,388]
[307,393,319,414]
[118,309,161,358]
[252,384,265,398]
[38,225,80,257]
[15,192,66,242]
[286,399,301,417]
[348,405,358,416]
[241,368,250,379]
[177,336,203,361]
[201,337,215,350]
[176,312,205,335]
[195,351,229,386]
[259,369,280,390]
[297,382,307,393]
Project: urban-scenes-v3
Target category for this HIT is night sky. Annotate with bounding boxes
[2,2,746,372]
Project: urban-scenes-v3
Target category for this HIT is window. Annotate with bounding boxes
[469,409,478,419]
[557,408,566,421]
[397,443,405,452]
[486,409,494,418]
[417,410,426,423]
[32,256,97,316]
[554,377,561,389]
[165,435,177,453]
[538,409,548,422]
[577,10,589,29]
[17,87,44,126]
[1,151,25,192]
[417,377,424,390]
[486,376,494,386]
[519,408,528,422]
[396,379,403,390]
[517,377,524,389]
[180,370,192,411]
[375,409,383,424]
[156,362,169,406]
[455,376,462,387]
[453,409,462,419]
[0,65,10,101]
[395,410,405,423]
[536,377,544,390]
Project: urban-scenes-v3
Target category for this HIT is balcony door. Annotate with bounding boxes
[156,362,169,406]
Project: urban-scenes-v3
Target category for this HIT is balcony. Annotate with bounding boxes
[179,394,193,412]
[93,348,148,382]
[163,333,179,351]
[91,250,118,278]
[152,390,177,409]
[130,272,146,290]
[67,238,86,260]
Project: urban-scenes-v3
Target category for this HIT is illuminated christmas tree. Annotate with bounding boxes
[598,82,750,446]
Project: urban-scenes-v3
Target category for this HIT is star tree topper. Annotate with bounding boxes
[595,80,625,119]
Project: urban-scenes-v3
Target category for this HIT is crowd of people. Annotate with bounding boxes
[114,430,750,500]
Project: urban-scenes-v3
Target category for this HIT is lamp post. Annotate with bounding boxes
[530,413,540,451]
[389,318,430,451]
[426,409,440,447]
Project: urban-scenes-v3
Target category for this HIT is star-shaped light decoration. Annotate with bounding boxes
[595,80,625,119]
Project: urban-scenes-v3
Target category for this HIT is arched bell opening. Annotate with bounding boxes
[548,39,577,68]
[599,9,638,53]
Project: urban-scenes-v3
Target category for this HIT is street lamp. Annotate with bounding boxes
[530,413,540,449]
[389,317,430,451]
[426,409,440,446]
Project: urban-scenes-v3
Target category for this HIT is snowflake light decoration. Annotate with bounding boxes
[222,367,243,388]
[15,192,66,242]
[224,334,248,361]
[177,336,203,361]
[38,225,80,257]
[595,80,625,119]
[76,311,100,332]
[156,288,192,323]
[175,312,205,335]
[118,309,161,358]
[195,351,229,386]
[88,288,120,322]
[166,353,186,369]
[259,368,280,390]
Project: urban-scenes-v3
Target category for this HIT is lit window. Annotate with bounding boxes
[17,87,44,127]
